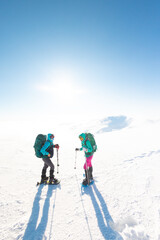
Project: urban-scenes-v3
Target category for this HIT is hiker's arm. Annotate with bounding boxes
[86,140,93,153]
[40,141,50,156]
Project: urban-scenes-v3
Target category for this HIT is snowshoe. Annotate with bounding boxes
[36,177,48,186]
[82,177,90,186]
[82,178,94,187]
[42,176,49,181]
[36,178,60,186]
[82,178,88,186]
[48,178,60,185]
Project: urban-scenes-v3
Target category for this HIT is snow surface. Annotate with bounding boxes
[0,116,160,240]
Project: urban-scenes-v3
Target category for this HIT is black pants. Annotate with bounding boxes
[42,157,54,177]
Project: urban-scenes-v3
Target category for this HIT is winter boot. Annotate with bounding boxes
[82,169,89,185]
[41,169,48,182]
[41,175,48,180]
[82,179,88,186]
[49,169,58,184]
[88,166,93,180]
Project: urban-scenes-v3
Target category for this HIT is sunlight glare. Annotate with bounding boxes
[37,68,86,103]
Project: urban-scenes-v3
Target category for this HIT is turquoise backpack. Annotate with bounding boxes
[33,134,46,158]
[85,133,97,153]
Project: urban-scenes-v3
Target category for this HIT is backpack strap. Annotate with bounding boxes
[84,133,88,145]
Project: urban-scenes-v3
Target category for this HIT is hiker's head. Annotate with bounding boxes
[50,134,54,139]
[79,133,85,141]
[48,133,54,141]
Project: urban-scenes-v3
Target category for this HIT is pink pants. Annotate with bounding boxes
[83,155,93,170]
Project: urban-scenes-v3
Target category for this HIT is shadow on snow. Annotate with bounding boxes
[81,183,123,240]
[23,184,60,240]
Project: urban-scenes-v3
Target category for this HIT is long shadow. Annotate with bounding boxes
[75,174,93,240]
[23,184,59,240]
[48,187,58,240]
[23,185,44,240]
[82,183,123,240]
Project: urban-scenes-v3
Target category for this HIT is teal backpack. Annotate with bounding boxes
[33,134,46,158]
[85,133,97,153]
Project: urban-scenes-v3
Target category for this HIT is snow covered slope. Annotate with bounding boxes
[0,116,160,240]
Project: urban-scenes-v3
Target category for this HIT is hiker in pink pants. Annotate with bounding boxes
[76,133,97,185]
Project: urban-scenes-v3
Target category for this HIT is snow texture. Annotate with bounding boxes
[0,116,160,240]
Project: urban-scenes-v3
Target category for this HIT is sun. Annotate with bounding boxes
[37,68,86,103]
[54,80,76,102]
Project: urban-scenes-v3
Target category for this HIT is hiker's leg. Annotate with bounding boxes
[42,157,54,178]
[83,155,93,169]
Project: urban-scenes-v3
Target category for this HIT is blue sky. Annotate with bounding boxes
[0,0,160,121]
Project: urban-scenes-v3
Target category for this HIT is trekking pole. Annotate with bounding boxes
[74,150,77,169]
[57,149,59,174]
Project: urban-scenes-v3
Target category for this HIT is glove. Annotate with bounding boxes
[75,148,80,151]
[54,144,59,149]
